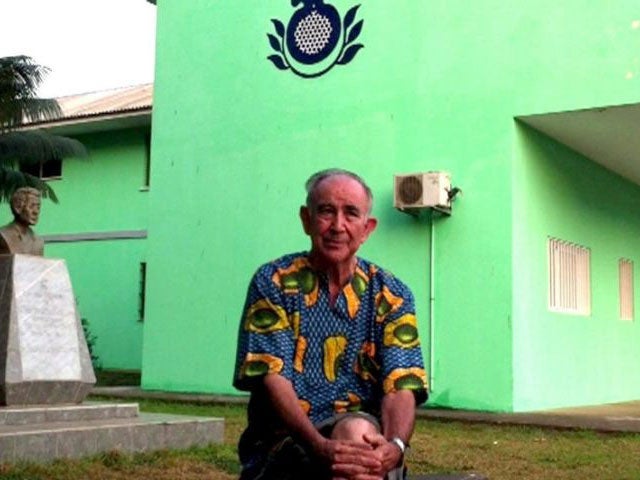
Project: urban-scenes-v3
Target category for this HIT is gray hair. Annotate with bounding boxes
[10,187,40,216]
[305,168,373,212]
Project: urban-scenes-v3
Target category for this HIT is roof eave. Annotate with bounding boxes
[20,107,152,136]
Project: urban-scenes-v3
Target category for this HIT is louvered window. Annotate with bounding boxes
[548,238,591,315]
[619,259,634,321]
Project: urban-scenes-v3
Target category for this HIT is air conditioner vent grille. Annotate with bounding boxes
[393,171,452,211]
[398,176,423,205]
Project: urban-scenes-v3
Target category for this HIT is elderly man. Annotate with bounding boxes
[0,187,44,256]
[234,169,428,480]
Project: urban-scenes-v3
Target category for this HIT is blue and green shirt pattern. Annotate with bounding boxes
[234,252,428,425]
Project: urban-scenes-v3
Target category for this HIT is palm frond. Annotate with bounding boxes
[0,56,62,130]
[0,167,58,203]
[0,130,87,167]
[0,98,61,131]
[0,56,87,204]
[0,56,49,99]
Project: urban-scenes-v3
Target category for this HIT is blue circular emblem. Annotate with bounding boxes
[267,1,365,79]
[286,1,341,65]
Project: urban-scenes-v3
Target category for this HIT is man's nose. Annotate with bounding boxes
[330,212,346,231]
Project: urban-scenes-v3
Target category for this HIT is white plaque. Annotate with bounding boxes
[15,259,81,380]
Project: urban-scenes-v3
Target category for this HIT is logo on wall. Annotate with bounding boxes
[267,1,364,79]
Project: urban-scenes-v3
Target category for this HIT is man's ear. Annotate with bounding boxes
[299,206,312,235]
[362,217,378,242]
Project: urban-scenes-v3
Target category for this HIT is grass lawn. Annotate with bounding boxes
[1,397,640,480]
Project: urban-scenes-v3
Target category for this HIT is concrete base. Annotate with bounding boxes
[0,255,96,406]
[0,402,224,463]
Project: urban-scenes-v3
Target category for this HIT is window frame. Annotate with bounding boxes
[138,261,147,322]
[619,258,634,321]
[20,159,63,181]
[547,237,591,316]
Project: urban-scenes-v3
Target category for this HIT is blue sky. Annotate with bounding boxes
[0,0,156,98]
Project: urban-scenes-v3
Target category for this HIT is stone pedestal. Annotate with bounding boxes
[0,402,224,463]
[0,255,95,405]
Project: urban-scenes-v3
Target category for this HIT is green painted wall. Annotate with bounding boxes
[144,0,640,410]
[143,0,514,409]
[512,124,640,411]
[3,127,150,370]
[36,129,149,234]
[45,239,146,370]
[506,1,640,411]
[509,3,640,116]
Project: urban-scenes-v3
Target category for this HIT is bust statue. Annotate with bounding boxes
[0,187,44,256]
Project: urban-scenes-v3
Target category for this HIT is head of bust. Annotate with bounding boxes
[10,187,41,227]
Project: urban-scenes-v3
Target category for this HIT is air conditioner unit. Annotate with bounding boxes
[394,172,451,210]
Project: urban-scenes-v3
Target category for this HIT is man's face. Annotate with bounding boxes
[17,195,41,226]
[300,175,377,268]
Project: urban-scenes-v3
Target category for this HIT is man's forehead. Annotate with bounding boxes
[316,175,367,196]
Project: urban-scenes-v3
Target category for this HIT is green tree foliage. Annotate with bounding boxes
[0,55,87,203]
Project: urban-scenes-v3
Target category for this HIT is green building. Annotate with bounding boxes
[13,85,153,372]
[34,1,640,412]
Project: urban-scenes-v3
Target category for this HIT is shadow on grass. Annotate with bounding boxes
[94,369,141,387]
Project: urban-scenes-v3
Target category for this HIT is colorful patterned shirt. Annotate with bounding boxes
[234,252,428,426]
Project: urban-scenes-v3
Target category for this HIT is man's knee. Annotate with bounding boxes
[331,415,380,442]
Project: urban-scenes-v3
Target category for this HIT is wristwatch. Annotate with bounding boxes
[390,437,406,457]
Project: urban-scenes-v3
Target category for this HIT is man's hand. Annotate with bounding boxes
[319,437,384,480]
[363,433,404,474]
[331,433,402,480]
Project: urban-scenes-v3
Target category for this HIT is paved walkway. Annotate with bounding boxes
[91,387,640,433]
[416,400,640,433]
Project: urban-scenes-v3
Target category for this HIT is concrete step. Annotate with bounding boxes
[0,402,139,426]
[0,405,224,463]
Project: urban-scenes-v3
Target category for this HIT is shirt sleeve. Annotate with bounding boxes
[233,264,295,392]
[378,277,429,406]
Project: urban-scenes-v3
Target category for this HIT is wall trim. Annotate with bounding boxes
[42,230,148,243]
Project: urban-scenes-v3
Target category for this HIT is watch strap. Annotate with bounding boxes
[390,437,406,455]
